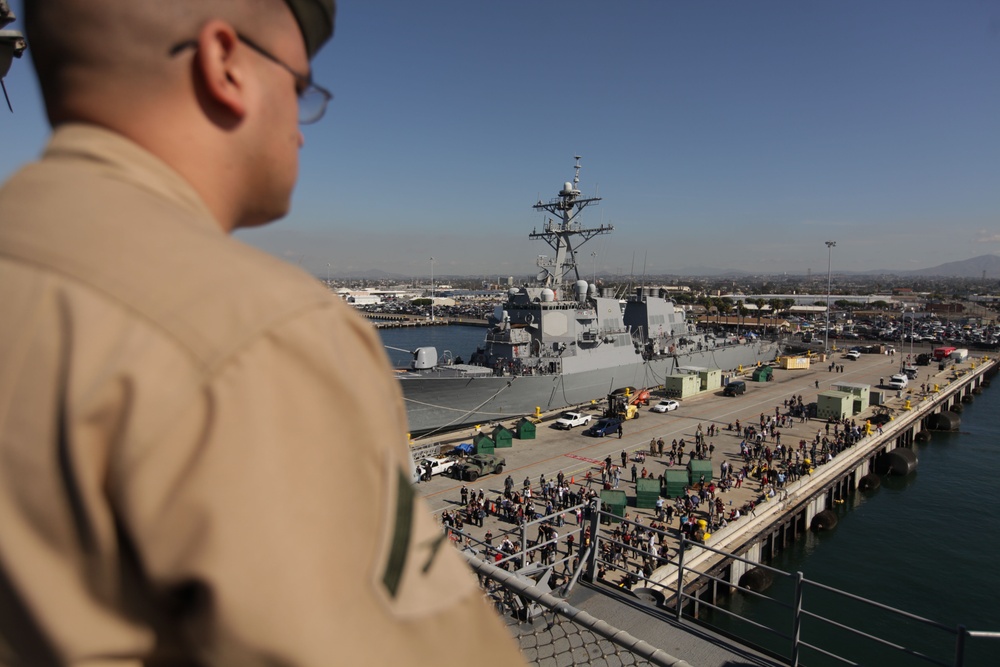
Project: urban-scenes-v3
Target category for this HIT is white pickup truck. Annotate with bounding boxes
[414,456,457,482]
[554,411,594,430]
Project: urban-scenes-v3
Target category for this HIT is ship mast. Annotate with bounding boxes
[530,156,613,298]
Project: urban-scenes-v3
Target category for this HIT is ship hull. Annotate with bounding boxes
[400,340,777,435]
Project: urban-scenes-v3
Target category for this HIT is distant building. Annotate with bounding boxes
[335,289,383,305]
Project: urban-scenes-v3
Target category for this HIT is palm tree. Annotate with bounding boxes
[698,296,713,329]
[719,296,734,329]
[754,298,766,332]
[736,303,749,337]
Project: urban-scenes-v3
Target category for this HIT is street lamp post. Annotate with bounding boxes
[825,241,836,353]
[909,307,915,363]
[326,262,331,288]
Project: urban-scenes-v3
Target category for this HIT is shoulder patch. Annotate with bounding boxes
[381,469,414,598]
[373,461,479,618]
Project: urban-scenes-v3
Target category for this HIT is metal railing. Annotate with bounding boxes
[461,550,693,667]
[586,510,1000,667]
[451,500,999,667]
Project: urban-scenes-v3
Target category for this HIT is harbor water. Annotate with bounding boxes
[381,325,999,664]
[702,376,1000,666]
[379,324,485,369]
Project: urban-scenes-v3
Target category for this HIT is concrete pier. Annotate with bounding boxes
[410,345,997,664]
[650,356,995,611]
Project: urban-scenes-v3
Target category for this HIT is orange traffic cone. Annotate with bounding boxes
[570,476,575,485]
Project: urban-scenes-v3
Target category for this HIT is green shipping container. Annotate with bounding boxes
[473,433,494,455]
[687,459,713,486]
[663,469,688,498]
[635,478,661,509]
[599,489,627,524]
[515,418,536,440]
[492,426,514,448]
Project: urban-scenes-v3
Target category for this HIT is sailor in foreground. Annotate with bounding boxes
[0,0,524,664]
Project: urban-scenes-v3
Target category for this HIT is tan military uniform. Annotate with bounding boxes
[0,124,523,666]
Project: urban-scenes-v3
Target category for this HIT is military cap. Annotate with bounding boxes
[283,0,336,58]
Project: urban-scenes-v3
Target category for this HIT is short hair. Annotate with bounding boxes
[25,0,289,113]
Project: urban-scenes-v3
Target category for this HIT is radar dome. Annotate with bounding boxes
[540,288,555,303]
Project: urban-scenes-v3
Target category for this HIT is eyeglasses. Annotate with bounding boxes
[169,33,332,124]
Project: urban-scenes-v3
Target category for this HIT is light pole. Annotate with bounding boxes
[590,251,597,285]
[908,307,915,363]
[326,262,331,288]
[825,241,836,353]
[430,257,435,322]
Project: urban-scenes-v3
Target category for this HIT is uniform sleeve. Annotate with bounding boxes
[113,302,524,666]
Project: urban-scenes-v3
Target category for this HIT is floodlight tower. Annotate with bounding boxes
[824,241,836,353]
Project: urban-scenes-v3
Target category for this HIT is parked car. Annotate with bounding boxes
[650,399,680,413]
[451,454,506,482]
[584,418,622,437]
[554,411,594,429]
[414,456,457,482]
[723,380,746,397]
[845,350,861,360]
[888,374,908,390]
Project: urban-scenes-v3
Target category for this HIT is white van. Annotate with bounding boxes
[888,374,908,390]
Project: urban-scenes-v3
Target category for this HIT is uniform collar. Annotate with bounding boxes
[44,123,221,232]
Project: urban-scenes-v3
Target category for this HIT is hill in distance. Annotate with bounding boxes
[879,254,1000,279]
[671,255,1000,279]
[331,255,1000,280]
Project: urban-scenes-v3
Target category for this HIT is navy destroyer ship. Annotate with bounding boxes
[397,158,777,435]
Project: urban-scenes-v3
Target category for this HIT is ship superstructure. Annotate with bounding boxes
[397,159,777,435]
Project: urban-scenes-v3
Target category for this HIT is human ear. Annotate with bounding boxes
[193,20,247,121]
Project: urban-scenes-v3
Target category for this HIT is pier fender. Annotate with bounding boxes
[857,473,881,491]
[738,568,774,593]
[631,587,665,607]
[873,448,918,476]
[949,403,963,414]
[914,430,932,443]
[811,509,839,532]
[972,387,982,395]
[927,412,960,431]
[962,394,974,404]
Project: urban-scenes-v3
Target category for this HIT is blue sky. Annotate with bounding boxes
[3,0,999,279]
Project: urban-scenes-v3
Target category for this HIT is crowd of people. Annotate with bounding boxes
[436,385,895,598]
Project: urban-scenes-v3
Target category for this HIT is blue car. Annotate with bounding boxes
[585,418,622,437]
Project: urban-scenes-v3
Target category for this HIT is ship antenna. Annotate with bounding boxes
[529,156,612,295]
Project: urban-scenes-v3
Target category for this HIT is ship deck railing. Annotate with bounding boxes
[451,502,1000,667]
